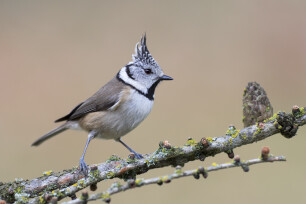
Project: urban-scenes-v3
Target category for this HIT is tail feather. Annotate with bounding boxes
[32,123,68,146]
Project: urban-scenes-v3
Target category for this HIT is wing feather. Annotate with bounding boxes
[55,77,125,122]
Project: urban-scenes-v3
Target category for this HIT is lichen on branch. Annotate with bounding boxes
[0,105,305,203]
[63,151,286,204]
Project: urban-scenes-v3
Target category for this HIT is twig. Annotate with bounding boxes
[64,153,286,203]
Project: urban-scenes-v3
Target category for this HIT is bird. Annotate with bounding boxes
[32,34,173,174]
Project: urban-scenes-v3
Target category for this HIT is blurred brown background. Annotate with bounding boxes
[1,0,306,203]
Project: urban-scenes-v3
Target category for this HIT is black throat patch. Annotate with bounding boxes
[116,70,160,101]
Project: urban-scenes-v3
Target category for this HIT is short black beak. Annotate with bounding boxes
[160,75,173,81]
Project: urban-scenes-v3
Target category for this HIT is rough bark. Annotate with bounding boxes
[0,106,305,203]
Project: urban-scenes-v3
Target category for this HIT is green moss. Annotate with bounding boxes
[89,169,101,178]
[226,130,232,135]
[185,139,197,146]
[14,193,30,204]
[50,189,65,199]
[243,88,247,96]
[126,158,136,163]
[15,186,24,194]
[264,113,279,123]
[110,182,122,189]
[232,130,240,138]
[293,107,306,118]
[144,159,151,167]
[144,157,157,168]
[18,197,29,203]
[161,147,172,153]
[106,155,122,163]
[46,183,58,191]
[106,171,116,179]
[118,169,137,181]
[253,123,262,136]
[272,119,282,130]
[161,176,169,182]
[211,162,218,167]
[101,192,110,200]
[155,145,183,157]
[194,143,203,152]
[77,180,86,188]
[135,178,144,186]
[206,137,213,143]
[39,196,46,204]
[157,178,163,185]
[228,138,233,145]
[42,170,53,176]
[226,127,240,138]
[240,132,247,140]
[254,127,261,136]
[175,169,183,175]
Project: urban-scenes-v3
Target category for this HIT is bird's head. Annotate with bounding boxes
[123,34,172,96]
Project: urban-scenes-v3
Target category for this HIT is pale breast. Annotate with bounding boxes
[79,88,154,139]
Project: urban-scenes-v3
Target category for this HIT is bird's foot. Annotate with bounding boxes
[133,152,143,159]
[79,158,88,175]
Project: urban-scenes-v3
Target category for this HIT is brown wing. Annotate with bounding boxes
[55,77,125,122]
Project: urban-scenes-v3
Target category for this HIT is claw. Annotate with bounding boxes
[79,158,88,175]
[117,139,144,160]
[134,153,143,159]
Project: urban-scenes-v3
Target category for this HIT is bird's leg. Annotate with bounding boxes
[79,130,97,175]
[117,138,143,159]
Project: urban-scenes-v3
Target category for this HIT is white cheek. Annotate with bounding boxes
[119,67,148,94]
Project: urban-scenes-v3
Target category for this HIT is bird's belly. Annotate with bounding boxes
[80,91,153,139]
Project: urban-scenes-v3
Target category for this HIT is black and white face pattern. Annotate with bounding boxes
[118,35,166,100]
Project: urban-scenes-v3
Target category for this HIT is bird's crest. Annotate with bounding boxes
[132,34,158,67]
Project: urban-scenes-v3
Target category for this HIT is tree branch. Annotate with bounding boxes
[0,106,305,203]
[63,153,286,204]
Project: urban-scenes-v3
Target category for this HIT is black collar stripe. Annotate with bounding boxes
[125,64,135,80]
[116,71,159,101]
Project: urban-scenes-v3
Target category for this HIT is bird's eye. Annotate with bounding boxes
[144,69,152,74]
